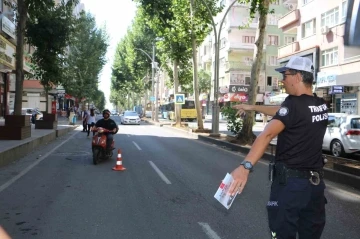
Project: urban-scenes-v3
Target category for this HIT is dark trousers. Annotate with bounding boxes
[106,133,113,150]
[87,123,95,136]
[267,177,326,239]
[83,120,87,131]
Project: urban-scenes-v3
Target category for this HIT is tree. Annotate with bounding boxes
[8,0,78,115]
[93,90,106,110]
[198,69,211,94]
[135,0,220,127]
[62,12,109,105]
[236,0,271,144]
[26,1,77,112]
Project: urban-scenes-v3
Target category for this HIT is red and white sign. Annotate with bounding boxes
[51,101,56,114]
[230,93,248,102]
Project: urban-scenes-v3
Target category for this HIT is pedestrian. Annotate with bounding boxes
[87,108,96,138]
[230,56,328,239]
[82,109,88,132]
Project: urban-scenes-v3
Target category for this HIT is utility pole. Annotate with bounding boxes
[200,0,238,136]
[151,43,156,121]
[155,69,160,122]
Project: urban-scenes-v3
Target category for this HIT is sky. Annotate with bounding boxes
[80,0,137,109]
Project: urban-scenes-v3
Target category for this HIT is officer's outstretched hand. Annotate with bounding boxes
[232,104,252,117]
[228,165,250,196]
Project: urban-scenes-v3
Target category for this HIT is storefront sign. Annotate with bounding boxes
[51,101,56,114]
[230,93,248,102]
[0,35,15,70]
[329,86,344,94]
[317,72,337,87]
[1,16,16,39]
[229,85,250,93]
[219,86,229,94]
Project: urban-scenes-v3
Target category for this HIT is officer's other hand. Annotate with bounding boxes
[232,104,251,117]
[228,166,250,196]
[113,128,117,133]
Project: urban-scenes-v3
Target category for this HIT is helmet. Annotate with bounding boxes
[102,109,111,117]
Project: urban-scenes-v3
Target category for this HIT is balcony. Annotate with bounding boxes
[278,9,300,31]
[278,41,299,59]
[228,19,259,30]
[225,61,265,72]
[228,42,266,52]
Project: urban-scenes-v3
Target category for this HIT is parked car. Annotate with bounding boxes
[111,110,119,116]
[255,112,272,122]
[322,113,360,157]
[120,111,141,125]
[145,111,152,118]
[9,108,43,123]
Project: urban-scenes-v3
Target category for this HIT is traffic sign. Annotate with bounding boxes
[150,96,156,102]
[174,94,185,104]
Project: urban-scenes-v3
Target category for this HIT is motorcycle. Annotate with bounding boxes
[91,127,115,165]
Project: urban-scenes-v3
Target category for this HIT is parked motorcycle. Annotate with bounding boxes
[91,127,115,165]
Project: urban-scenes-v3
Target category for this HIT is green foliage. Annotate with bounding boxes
[198,69,211,94]
[62,12,109,101]
[221,106,243,135]
[93,90,106,110]
[26,0,78,88]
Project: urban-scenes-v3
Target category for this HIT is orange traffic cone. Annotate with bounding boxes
[112,149,126,171]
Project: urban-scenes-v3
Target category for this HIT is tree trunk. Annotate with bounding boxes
[14,0,28,115]
[236,0,269,144]
[190,0,204,130]
[45,89,49,113]
[173,59,181,127]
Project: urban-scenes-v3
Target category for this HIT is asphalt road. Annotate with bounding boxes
[0,116,360,239]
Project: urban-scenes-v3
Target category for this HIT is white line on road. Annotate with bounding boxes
[0,130,82,194]
[198,222,221,239]
[149,161,171,184]
[132,141,142,150]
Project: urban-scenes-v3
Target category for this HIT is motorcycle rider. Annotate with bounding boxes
[93,109,118,154]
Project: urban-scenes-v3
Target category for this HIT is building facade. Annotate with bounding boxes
[278,0,360,114]
[197,0,290,113]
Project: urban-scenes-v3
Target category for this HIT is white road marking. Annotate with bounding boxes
[0,130,82,193]
[149,161,171,184]
[198,222,221,239]
[132,141,142,150]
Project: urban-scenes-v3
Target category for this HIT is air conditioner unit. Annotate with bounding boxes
[321,26,330,35]
[288,4,295,10]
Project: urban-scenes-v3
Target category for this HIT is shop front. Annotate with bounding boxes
[0,35,15,117]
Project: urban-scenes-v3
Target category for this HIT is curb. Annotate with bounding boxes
[197,135,360,191]
[0,126,76,168]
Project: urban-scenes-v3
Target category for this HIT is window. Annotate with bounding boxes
[285,36,296,45]
[219,58,226,68]
[341,1,348,23]
[302,19,316,38]
[267,14,279,25]
[245,76,251,85]
[220,38,227,48]
[321,7,339,27]
[268,56,278,66]
[266,76,279,88]
[303,0,314,5]
[203,45,206,55]
[244,57,253,65]
[321,47,338,66]
[271,0,280,5]
[268,35,279,46]
[243,36,255,43]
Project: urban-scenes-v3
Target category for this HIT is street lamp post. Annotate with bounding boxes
[135,45,157,121]
[199,0,238,136]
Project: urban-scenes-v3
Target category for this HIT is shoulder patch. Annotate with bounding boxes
[278,107,289,116]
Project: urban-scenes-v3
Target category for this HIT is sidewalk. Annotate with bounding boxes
[0,116,78,168]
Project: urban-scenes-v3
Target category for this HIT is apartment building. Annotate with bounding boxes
[278,0,360,114]
[197,0,290,112]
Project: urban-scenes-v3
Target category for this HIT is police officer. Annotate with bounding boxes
[94,109,118,154]
[228,56,328,239]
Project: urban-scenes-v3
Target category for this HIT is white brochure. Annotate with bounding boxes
[214,173,237,210]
